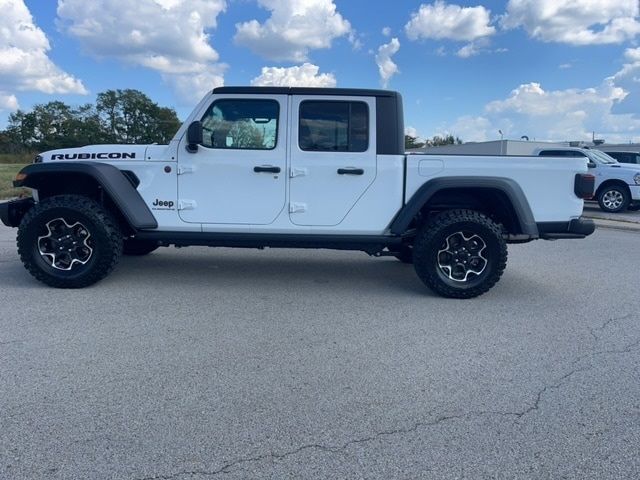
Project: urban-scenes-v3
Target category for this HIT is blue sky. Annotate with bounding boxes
[2,0,640,143]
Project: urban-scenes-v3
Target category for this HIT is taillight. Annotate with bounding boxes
[574,173,595,199]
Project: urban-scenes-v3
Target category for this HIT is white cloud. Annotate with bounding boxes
[0,0,86,104]
[56,0,227,103]
[485,82,625,117]
[435,46,447,56]
[456,36,499,58]
[251,63,336,87]
[484,80,635,141]
[382,27,391,37]
[610,47,640,118]
[457,43,479,58]
[405,1,496,42]
[405,126,419,137]
[348,31,363,51]
[623,46,640,62]
[439,76,640,143]
[501,0,640,45]
[0,93,19,111]
[234,0,351,62]
[439,115,493,142]
[375,38,400,88]
[163,66,226,104]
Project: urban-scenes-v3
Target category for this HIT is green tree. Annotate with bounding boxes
[430,134,463,146]
[96,89,181,144]
[405,135,426,149]
[0,89,182,153]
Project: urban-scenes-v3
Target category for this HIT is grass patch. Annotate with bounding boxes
[0,164,30,199]
[0,153,36,164]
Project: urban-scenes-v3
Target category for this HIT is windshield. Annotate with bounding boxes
[586,149,618,164]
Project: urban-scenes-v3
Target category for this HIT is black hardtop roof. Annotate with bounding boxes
[212,86,400,98]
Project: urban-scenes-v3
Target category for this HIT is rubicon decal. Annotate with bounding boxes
[51,152,136,160]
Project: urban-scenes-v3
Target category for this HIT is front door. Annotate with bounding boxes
[178,95,288,224]
[289,96,377,226]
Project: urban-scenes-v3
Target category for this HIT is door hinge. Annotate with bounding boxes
[290,167,308,178]
[178,199,197,210]
[177,165,196,175]
[289,202,307,213]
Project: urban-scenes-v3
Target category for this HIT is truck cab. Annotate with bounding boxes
[173,87,403,233]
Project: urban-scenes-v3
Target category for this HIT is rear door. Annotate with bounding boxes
[289,96,377,226]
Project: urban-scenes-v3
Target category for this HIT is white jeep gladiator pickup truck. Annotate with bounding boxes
[0,87,595,298]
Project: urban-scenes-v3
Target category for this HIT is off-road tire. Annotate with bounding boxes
[123,238,158,256]
[413,209,507,299]
[597,185,630,213]
[393,245,414,264]
[17,195,123,288]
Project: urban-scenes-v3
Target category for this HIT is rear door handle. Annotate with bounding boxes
[254,165,281,173]
[337,168,364,175]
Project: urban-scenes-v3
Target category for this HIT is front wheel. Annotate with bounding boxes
[597,185,630,213]
[17,195,123,288]
[413,209,507,299]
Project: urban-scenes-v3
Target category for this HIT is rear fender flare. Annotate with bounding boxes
[389,176,538,236]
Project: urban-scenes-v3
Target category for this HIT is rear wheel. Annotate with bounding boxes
[17,195,122,288]
[413,209,507,299]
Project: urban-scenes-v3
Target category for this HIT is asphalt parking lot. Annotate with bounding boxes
[1,224,639,479]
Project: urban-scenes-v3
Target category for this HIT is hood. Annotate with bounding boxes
[606,163,640,171]
[40,144,150,163]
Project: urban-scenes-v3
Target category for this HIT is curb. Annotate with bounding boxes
[585,216,640,232]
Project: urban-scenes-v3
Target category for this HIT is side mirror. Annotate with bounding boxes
[186,121,203,153]
[587,161,596,168]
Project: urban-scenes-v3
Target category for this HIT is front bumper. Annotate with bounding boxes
[537,217,596,239]
[0,198,34,227]
[630,185,640,201]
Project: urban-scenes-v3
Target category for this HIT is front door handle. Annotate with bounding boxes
[254,165,281,173]
[337,168,364,175]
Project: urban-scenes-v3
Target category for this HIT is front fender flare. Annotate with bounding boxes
[15,162,158,230]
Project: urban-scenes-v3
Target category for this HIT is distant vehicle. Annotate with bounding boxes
[536,147,640,213]
[602,151,640,165]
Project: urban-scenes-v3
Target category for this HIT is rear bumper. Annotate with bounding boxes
[0,197,34,227]
[537,217,596,239]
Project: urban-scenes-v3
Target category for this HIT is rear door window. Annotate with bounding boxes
[298,101,369,152]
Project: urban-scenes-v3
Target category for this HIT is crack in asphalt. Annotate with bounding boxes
[588,313,632,342]
[136,314,640,479]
